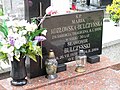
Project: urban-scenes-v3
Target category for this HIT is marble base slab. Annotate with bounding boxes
[0,56,119,90]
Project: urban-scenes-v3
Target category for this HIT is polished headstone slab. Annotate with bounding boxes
[42,10,104,64]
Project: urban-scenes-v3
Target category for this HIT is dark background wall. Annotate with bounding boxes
[24,0,50,21]
[100,0,113,6]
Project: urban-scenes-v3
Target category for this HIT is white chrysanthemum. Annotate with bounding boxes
[25,23,37,32]
[19,20,28,27]
[6,21,14,27]
[32,23,38,30]
[1,46,14,54]
[12,27,18,33]
[6,47,14,60]
[1,39,7,45]
[8,46,14,53]
[8,28,14,34]
[14,36,26,49]
[7,53,14,61]
[41,29,47,36]
[0,45,8,53]
[7,31,16,43]
[0,22,6,41]
[14,33,21,39]
[14,40,22,49]
[14,42,20,49]
[6,19,28,28]
[20,36,27,44]
[19,30,27,35]
[12,20,20,27]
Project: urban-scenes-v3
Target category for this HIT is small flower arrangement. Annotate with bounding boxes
[0,18,47,63]
[106,0,120,23]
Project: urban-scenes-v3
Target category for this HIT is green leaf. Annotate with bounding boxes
[0,8,3,16]
[29,28,45,40]
[31,18,37,24]
[14,56,20,61]
[20,47,26,53]
[36,46,42,58]
[0,52,9,64]
[28,42,34,50]
[0,20,8,37]
[0,52,7,60]
[28,53,37,62]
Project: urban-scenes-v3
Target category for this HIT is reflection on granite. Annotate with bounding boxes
[0,56,120,90]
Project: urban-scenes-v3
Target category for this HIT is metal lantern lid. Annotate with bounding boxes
[48,49,55,59]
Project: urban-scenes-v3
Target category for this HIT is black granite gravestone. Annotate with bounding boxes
[42,10,104,65]
[25,3,104,77]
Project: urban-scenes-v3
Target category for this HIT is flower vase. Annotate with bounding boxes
[10,57,27,86]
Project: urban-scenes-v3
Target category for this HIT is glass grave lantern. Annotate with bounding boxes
[45,49,58,80]
[75,50,87,73]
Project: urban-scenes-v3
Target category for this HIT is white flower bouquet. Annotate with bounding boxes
[0,18,47,63]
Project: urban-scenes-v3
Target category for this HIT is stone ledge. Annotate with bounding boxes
[102,39,120,49]
[0,56,119,90]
